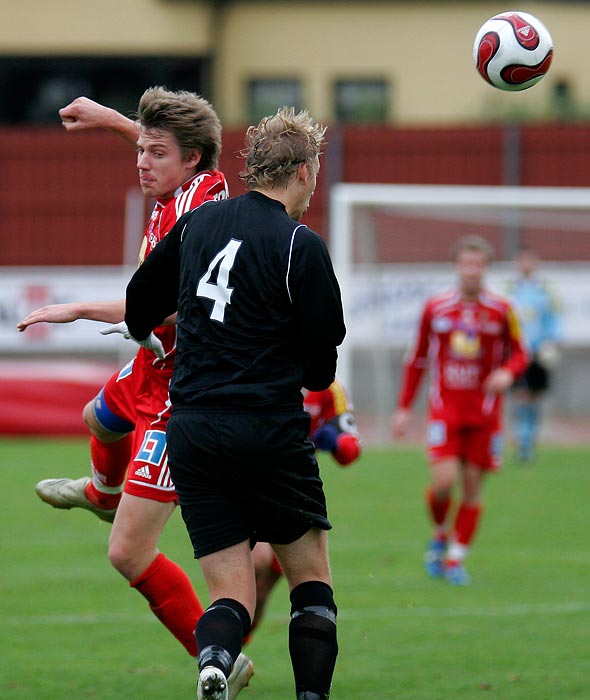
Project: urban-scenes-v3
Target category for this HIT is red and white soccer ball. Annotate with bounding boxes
[473,11,554,91]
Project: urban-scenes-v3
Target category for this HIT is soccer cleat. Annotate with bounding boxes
[424,538,447,578]
[227,653,254,700]
[35,477,117,523]
[198,666,229,700]
[445,562,471,586]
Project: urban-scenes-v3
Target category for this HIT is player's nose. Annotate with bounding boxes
[137,152,150,170]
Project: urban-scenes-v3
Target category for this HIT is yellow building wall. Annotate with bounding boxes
[215,1,583,126]
[0,0,213,54]
[0,1,586,125]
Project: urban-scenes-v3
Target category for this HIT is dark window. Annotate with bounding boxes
[335,79,389,124]
[247,79,302,124]
[0,56,211,124]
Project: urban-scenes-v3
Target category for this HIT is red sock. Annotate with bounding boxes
[426,487,451,531]
[453,502,482,547]
[85,434,133,508]
[130,553,204,656]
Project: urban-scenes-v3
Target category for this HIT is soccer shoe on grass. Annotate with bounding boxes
[35,477,117,523]
[227,653,254,700]
[445,562,471,586]
[198,666,229,700]
[424,538,446,578]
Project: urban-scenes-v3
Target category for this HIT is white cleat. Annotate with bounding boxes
[197,666,229,700]
[35,477,117,523]
[227,653,254,700]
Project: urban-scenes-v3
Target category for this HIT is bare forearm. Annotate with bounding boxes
[59,97,139,148]
[104,110,140,147]
[17,299,126,331]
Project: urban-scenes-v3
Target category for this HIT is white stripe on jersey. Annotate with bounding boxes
[156,456,174,489]
[286,224,306,304]
[175,174,208,219]
[174,174,228,221]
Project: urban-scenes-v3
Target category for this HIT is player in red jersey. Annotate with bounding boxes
[250,378,361,634]
[17,88,253,693]
[392,235,528,585]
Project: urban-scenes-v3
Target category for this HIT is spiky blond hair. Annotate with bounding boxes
[239,106,326,189]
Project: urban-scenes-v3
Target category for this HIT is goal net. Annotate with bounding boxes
[329,184,590,445]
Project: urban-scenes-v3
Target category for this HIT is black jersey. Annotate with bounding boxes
[125,191,346,409]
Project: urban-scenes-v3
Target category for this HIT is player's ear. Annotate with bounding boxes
[297,162,309,183]
[185,150,202,169]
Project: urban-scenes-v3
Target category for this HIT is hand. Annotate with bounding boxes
[59,97,117,132]
[392,408,411,440]
[482,367,514,395]
[100,322,165,360]
[537,341,560,369]
[17,303,81,331]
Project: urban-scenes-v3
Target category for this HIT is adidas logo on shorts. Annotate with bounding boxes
[134,465,152,480]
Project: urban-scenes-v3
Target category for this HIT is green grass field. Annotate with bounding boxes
[1,438,588,700]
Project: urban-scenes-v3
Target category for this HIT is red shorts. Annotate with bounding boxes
[425,416,502,471]
[99,358,177,503]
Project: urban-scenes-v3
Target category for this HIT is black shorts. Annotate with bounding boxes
[166,408,332,558]
[514,357,550,394]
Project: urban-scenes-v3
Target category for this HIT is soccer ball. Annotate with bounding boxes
[473,11,554,91]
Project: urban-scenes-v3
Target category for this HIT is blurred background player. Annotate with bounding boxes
[507,248,563,462]
[251,378,361,635]
[304,378,361,467]
[392,235,528,585]
[17,88,253,694]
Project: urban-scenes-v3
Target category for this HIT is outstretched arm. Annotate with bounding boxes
[59,97,139,147]
[17,299,126,331]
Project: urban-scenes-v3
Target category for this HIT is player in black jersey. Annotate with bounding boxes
[125,107,345,700]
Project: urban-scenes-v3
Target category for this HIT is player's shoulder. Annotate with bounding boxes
[293,223,323,242]
[166,170,229,220]
[426,289,460,311]
[290,223,329,255]
[184,169,227,200]
[480,288,517,313]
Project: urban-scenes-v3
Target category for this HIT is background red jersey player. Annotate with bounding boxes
[305,377,361,466]
[392,235,528,585]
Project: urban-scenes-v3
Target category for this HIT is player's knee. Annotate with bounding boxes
[107,539,128,574]
[83,389,134,441]
[107,537,140,579]
[289,580,338,633]
[82,399,117,441]
[82,399,99,433]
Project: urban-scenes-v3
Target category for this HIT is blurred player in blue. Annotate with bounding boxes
[508,248,563,462]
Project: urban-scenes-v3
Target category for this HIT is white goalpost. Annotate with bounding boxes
[329,183,590,444]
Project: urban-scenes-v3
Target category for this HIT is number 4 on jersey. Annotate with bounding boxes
[196,239,243,322]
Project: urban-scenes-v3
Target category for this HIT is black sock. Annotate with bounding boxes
[196,598,251,675]
[289,581,338,699]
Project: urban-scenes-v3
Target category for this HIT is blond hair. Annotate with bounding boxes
[239,106,326,189]
[451,235,495,262]
[136,86,222,170]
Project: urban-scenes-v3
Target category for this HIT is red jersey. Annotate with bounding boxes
[134,170,228,377]
[304,377,355,434]
[304,378,361,466]
[397,289,528,427]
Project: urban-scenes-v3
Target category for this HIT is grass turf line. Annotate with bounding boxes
[1,438,588,699]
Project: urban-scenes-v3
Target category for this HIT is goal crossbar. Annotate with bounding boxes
[329,183,590,392]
